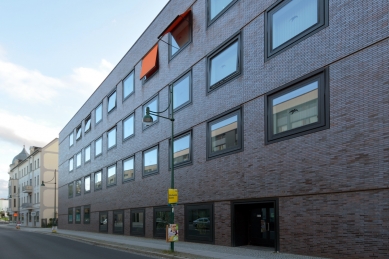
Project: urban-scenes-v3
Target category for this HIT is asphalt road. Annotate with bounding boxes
[0,227,155,259]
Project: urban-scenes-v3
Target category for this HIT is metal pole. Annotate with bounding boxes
[170,86,174,252]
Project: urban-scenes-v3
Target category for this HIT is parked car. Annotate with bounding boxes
[193,217,210,229]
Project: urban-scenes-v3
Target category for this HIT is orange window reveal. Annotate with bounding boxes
[158,9,191,39]
[139,44,159,79]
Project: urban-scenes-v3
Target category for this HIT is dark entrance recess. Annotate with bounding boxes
[232,200,279,251]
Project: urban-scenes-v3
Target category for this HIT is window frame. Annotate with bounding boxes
[170,70,192,113]
[94,170,102,191]
[75,207,81,224]
[95,102,103,125]
[99,211,108,232]
[95,136,103,158]
[68,182,74,198]
[113,210,124,234]
[84,114,92,133]
[69,132,74,147]
[75,178,82,196]
[76,125,82,141]
[84,144,91,163]
[83,205,90,224]
[153,206,171,238]
[106,163,117,187]
[142,95,159,130]
[170,131,192,169]
[207,32,242,92]
[122,156,135,183]
[206,107,243,159]
[142,145,159,177]
[130,208,145,236]
[123,70,135,101]
[185,203,214,243]
[207,0,238,26]
[76,151,82,168]
[168,12,192,60]
[265,0,329,60]
[69,157,74,172]
[107,90,117,113]
[68,208,73,224]
[84,175,91,194]
[123,113,135,141]
[107,126,117,150]
[265,68,329,144]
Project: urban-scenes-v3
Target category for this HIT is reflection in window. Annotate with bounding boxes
[69,158,74,172]
[209,0,234,21]
[186,204,213,242]
[84,175,91,193]
[210,40,239,87]
[76,125,82,140]
[210,113,239,153]
[94,171,102,190]
[95,103,102,124]
[84,115,91,133]
[68,208,73,223]
[108,127,116,149]
[75,207,81,223]
[170,17,191,57]
[131,210,144,236]
[99,211,108,232]
[95,137,102,156]
[68,183,73,198]
[69,132,74,146]
[123,157,134,181]
[76,152,81,167]
[123,71,134,99]
[84,206,90,224]
[85,145,91,162]
[108,91,117,112]
[123,114,134,139]
[154,208,170,238]
[173,134,190,166]
[272,81,318,134]
[107,164,116,186]
[173,72,191,110]
[143,146,158,176]
[113,210,124,233]
[75,179,81,196]
[143,97,158,128]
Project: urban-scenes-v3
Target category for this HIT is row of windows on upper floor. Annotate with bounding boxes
[13,159,40,179]
[67,0,329,148]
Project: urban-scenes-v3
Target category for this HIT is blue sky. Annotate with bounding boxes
[0,0,169,198]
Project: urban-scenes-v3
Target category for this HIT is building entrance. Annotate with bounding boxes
[233,201,277,250]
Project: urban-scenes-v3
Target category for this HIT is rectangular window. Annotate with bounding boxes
[68,208,73,223]
[107,127,117,149]
[123,157,135,182]
[185,203,213,243]
[123,71,134,100]
[143,96,158,129]
[84,175,91,193]
[95,103,102,124]
[99,211,108,232]
[84,145,91,163]
[130,209,145,236]
[69,158,74,172]
[95,136,102,157]
[172,71,191,111]
[84,206,90,224]
[108,91,117,113]
[154,207,170,238]
[76,125,82,140]
[208,33,241,91]
[172,132,191,167]
[75,207,81,224]
[75,179,82,196]
[113,210,124,234]
[266,68,329,143]
[208,0,237,25]
[84,115,91,133]
[169,12,191,59]
[123,114,134,140]
[207,108,242,158]
[76,152,81,168]
[69,132,74,147]
[266,0,328,59]
[107,164,117,186]
[143,146,158,176]
[94,171,102,191]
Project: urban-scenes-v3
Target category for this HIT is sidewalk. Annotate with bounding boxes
[1,224,327,259]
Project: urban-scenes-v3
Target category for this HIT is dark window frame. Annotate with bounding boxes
[206,107,243,160]
[123,70,135,101]
[207,0,238,26]
[99,211,108,233]
[107,90,117,114]
[84,114,92,134]
[76,125,82,141]
[265,0,329,61]
[170,70,192,114]
[68,208,73,224]
[83,205,91,224]
[207,32,242,92]
[75,206,81,224]
[142,94,159,130]
[130,208,145,236]
[265,68,329,144]
[68,182,74,198]
[107,126,117,150]
[95,102,103,125]
[169,130,192,169]
[122,155,135,183]
[95,136,103,158]
[142,145,159,177]
[168,12,192,60]
[94,170,102,191]
[84,174,91,194]
[69,157,74,172]
[75,178,82,196]
[185,203,214,243]
[113,210,124,234]
[106,163,117,187]
[84,144,91,164]
[76,151,82,168]
[153,206,171,238]
[69,132,74,147]
[123,113,135,141]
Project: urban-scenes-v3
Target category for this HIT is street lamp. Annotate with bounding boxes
[143,86,176,252]
[41,169,57,233]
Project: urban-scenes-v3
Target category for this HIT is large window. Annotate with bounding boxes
[208,0,237,25]
[84,206,90,224]
[123,114,134,140]
[84,175,91,193]
[75,179,82,196]
[266,69,329,143]
[123,157,135,182]
[113,210,124,234]
[75,207,81,224]
[143,96,158,129]
[143,146,158,176]
[266,0,328,59]
[95,136,102,157]
[154,207,170,238]
[99,211,108,232]
[169,13,191,59]
[123,71,134,100]
[68,182,73,198]
[84,115,91,133]
[172,72,191,112]
[107,127,117,149]
[76,151,81,168]
[171,132,191,167]
[95,103,102,124]
[94,171,102,191]
[107,164,117,186]
[130,209,145,236]
[69,132,74,147]
[76,125,82,140]
[69,158,74,172]
[68,208,73,223]
[207,108,242,158]
[84,145,91,163]
[185,203,213,243]
[208,33,241,91]
[108,91,117,113]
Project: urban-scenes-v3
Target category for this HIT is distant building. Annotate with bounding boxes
[8,139,58,227]
[0,198,8,217]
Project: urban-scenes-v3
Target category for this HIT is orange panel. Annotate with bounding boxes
[139,44,159,79]
[158,9,191,39]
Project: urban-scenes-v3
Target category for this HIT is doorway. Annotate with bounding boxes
[233,200,278,251]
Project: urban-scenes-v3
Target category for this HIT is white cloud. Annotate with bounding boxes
[0,179,8,198]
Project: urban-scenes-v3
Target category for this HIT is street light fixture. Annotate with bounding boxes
[41,169,57,233]
[143,86,176,252]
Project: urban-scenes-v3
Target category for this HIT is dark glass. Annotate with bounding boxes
[75,207,81,223]
[113,210,124,234]
[68,183,73,198]
[99,211,108,232]
[68,208,73,223]
[84,206,90,224]
[131,210,144,236]
[186,204,213,242]
[85,116,91,132]
[75,179,81,195]
[154,208,170,238]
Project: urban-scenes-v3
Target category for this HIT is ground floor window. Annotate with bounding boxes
[113,210,124,234]
[99,211,108,232]
[75,207,81,224]
[68,208,73,223]
[131,209,145,236]
[185,203,213,243]
[84,206,90,224]
[154,207,170,238]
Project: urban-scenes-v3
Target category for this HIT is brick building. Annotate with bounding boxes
[58,0,389,258]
